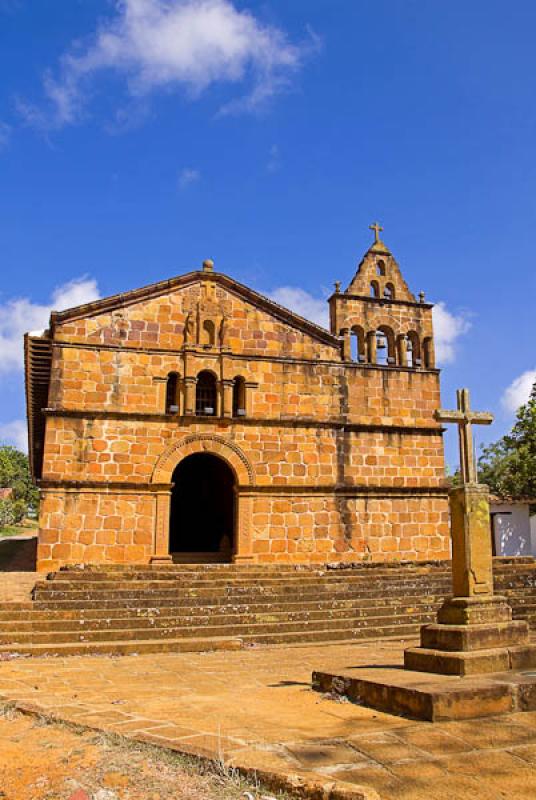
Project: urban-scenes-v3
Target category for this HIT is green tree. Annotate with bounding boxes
[478,380,536,500]
[0,445,39,514]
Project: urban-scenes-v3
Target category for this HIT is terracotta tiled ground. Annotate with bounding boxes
[1,640,536,799]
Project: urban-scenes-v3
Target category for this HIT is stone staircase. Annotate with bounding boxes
[0,559,535,658]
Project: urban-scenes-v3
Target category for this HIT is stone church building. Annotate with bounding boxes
[26,229,450,572]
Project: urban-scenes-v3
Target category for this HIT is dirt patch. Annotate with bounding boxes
[0,710,290,800]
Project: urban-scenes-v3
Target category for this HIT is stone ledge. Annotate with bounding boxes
[312,666,536,722]
[42,406,444,435]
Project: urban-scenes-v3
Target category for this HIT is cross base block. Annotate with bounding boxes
[436,595,512,625]
[420,620,529,651]
[404,596,536,676]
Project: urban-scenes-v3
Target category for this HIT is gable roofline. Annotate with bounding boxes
[346,245,417,303]
[49,270,341,349]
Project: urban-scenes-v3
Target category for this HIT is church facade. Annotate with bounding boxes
[26,229,450,572]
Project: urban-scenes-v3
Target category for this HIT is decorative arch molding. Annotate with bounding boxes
[152,433,255,486]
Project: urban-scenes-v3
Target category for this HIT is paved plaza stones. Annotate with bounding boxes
[1,641,536,799]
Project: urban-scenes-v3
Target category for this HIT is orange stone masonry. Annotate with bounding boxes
[26,236,451,571]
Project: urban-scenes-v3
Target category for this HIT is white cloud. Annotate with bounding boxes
[502,369,536,413]
[20,0,309,128]
[178,166,200,188]
[0,277,100,374]
[51,277,101,311]
[432,301,471,365]
[268,286,329,329]
[0,420,28,452]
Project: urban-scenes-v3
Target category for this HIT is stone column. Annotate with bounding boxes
[367,331,377,364]
[184,377,196,416]
[397,335,408,367]
[222,379,234,418]
[150,489,173,564]
[424,337,436,369]
[233,491,255,563]
[177,377,185,416]
[450,484,493,597]
[340,329,351,361]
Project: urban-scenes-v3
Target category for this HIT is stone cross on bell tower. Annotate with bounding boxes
[369,221,383,243]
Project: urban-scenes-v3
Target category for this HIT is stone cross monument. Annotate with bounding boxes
[435,389,494,598]
[404,388,536,676]
[435,388,493,483]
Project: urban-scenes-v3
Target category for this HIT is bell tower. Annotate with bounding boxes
[329,224,436,370]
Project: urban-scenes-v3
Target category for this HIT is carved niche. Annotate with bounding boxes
[182,283,230,348]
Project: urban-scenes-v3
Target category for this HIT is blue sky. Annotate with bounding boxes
[0,0,535,469]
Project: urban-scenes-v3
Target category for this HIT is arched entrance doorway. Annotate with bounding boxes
[169,453,235,559]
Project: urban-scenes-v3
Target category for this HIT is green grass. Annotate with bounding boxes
[0,523,37,539]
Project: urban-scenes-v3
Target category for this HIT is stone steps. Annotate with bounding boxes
[0,595,444,623]
[0,559,535,657]
[0,611,433,645]
[0,635,243,657]
[0,603,439,641]
[48,566,451,580]
[0,623,424,656]
[26,593,448,613]
[31,578,454,600]
[33,576,454,591]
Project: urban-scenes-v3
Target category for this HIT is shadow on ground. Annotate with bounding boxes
[0,536,37,571]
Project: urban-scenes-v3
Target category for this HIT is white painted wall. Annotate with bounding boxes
[491,502,533,556]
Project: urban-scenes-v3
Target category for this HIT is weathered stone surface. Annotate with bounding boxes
[420,620,530,652]
[403,645,512,676]
[400,475,536,679]
[437,595,512,625]
[449,484,494,598]
[313,664,536,722]
[26,240,450,572]
[4,640,536,799]
[1,559,536,658]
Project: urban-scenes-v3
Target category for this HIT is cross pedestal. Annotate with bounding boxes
[404,390,536,676]
[313,388,536,721]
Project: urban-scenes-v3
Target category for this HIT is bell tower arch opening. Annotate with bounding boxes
[169,452,235,559]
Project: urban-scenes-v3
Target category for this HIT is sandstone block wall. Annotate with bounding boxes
[31,268,450,571]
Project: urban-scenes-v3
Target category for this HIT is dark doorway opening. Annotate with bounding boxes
[169,453,235,556]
